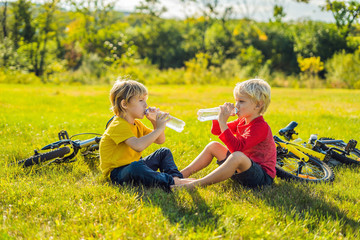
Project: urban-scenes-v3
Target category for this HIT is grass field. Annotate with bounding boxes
[1,83,360,239]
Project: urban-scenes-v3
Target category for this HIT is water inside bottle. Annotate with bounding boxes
[197,107,238,122]
[166,116,185,132]
[197,107,220,121]
[145,108,185,132]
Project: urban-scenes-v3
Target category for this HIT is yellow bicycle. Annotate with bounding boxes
[274,122,335,182]
[280,121,359,165]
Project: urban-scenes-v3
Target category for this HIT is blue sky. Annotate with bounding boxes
[116,0,334,22]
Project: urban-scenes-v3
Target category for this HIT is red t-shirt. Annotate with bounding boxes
[211,116,277,178]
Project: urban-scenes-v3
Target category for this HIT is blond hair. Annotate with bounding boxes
[110,78,147,116]
[234,78,271,114]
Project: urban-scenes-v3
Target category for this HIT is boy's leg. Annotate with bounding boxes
[181,141,228,178]
[110,160,174,190]
[142,148,183,178]
[175,151,251,188]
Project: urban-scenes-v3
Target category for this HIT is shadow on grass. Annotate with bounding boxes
[234,180,360,235]
[141,188,221,230]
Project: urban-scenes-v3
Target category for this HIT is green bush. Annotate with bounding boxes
[325,49,360,89]
[0,69,41,84]
[255,23,298,74]
[236,46,264,76]
[292,21,347,61]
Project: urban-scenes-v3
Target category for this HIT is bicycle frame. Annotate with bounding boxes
[40,130,101,162]
[274,135,329,162]
[313,139,358,156]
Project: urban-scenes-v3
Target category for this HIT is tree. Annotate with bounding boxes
[135,0,167,17]
[292,21,347,61]
[66,0,116,53]
[11,0,34,48]
[272,5,286,23]
[324,0,360,37]
[129,19,186,69]
[180,0,235,66]
[1,0,8,39]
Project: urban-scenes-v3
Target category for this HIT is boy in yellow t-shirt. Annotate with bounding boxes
[100,79,185,191]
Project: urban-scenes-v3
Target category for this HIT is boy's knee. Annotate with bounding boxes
[229,152,251,170]
[159,147,171,154]
[229,152,247,163]
[206,141,222,151]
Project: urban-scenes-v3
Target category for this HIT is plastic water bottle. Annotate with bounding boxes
[197,107,237,122]
[145,109,185,132]
[166,116,185,132]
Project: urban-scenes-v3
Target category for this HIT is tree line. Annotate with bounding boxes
[0,0,360,88]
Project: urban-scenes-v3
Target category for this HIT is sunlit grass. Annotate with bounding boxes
[1,84,360,239]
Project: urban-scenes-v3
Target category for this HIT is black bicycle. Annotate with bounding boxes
[16,130,102,168]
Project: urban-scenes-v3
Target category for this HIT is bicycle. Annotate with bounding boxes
[274,123,335,183]
[280,121,359,165]
[16,130,102,168]
[15,116,121,168]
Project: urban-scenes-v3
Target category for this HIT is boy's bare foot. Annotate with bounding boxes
[173,177,197,185]
[170,182,197,190]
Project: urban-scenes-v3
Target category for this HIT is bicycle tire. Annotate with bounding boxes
[18,147,71,167]
[276,152,334,183]
[319,137,360,165]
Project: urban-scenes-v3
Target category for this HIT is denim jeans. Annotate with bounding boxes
[110,147,183,191]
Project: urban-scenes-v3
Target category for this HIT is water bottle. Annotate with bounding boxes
[145,109,185,132]
[166,116,185,132]
[197,107,238,122]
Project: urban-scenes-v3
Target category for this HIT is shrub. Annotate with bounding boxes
[236,46,264,77]
[0,69,41,84]
[325,49,360,89]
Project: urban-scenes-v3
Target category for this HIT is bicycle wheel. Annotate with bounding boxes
[319,137,360,165]
[17,147,71,167]
[276,152,334,182]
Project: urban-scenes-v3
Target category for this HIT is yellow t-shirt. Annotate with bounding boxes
[99,116,153,177]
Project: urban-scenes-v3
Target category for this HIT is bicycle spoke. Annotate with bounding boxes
[281,156,325,180]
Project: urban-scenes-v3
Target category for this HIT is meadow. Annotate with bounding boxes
[1,83,360,239]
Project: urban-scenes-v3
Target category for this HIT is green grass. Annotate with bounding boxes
[1,83,360,239]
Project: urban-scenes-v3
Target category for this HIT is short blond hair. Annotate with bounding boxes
[234,79,271,114]
[110,78,147,116]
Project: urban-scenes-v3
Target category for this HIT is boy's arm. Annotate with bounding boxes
[145,107,166,144]
[211,119,240,136]
[125,112,168,152]
[149,118,165,144]
[125,128,165,152]
[219,124,267,153]
[211,120,221,135]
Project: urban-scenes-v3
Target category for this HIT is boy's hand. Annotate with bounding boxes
[219,102,235,123]
[145,107,159,122]
[155,111,170,131]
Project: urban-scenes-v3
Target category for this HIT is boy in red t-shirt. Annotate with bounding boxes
[173,79,276,189]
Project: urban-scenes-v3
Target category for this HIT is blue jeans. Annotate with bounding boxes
[110,147,183,191]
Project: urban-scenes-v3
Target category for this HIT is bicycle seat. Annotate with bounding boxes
[279,121,298,140]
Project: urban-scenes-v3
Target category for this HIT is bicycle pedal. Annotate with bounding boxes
[58,130,69,140]
[327,159,342,167]
[345,139,357,153]
[323,152,333,162]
